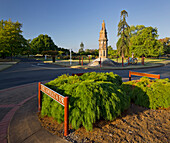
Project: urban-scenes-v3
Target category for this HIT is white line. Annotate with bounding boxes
[31,64,71,70]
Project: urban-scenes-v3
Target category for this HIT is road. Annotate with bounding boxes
[0,58,170,90]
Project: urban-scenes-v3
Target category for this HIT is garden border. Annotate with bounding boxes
[38,82,69,136]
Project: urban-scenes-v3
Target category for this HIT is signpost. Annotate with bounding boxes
[38,82,69,136]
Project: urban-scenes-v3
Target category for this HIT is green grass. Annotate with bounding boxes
[0,58,20,62]
[32,56,170,67]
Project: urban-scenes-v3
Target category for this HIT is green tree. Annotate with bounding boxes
[130,25,145,36]
[130,26,164,57]
[79,42,84,54]
[20,39,33,57]
[58,51,64,56]
[31,34,57,54]
[42,50,58,56]
[117,10,130,57]
[108,45,118,58]
[159,37,170,54]
[0,19,26,60]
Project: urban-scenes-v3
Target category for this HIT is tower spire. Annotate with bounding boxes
[99,20,108,59]
[102,20,105,30]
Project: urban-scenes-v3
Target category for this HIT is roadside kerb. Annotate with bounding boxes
[0,65,14,72]
[129,71,160,81]
[0,61,19,72]
[38,82,69,136]
[70,63,165,70]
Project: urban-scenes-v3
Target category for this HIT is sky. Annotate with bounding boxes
[0,0,169,52]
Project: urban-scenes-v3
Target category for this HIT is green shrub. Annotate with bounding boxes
[79,72,122,86]
[122,77,170,109]
[41,72,130,131]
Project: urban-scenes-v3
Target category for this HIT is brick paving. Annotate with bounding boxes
[0,82,67,143]
[0,83,37,142]
[0,108,12,121]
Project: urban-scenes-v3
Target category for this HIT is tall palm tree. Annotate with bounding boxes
[117,10,130,58]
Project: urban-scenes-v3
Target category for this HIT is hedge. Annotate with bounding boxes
[122,77,170,109]
[41,72,130,131]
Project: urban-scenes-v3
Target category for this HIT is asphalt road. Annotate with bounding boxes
[0,58,170,90]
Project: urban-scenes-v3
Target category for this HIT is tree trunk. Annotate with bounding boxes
[10,52,13,61]
[122,52,124,58]
[52,56,55,63]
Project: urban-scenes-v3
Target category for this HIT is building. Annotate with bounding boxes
[99,20,108,58]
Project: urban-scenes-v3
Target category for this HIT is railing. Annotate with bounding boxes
[129,71,160,81]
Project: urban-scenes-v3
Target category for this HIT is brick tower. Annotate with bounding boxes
[99,20,108,58]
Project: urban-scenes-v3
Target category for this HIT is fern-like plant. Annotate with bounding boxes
[41,72,130,131]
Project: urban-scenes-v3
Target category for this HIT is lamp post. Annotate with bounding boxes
[70,48,72,65]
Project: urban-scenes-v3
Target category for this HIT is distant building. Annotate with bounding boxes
[99,20,108,58]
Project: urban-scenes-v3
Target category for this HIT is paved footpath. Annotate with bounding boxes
[0,83,67,143]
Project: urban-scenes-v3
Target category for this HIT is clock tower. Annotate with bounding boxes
[99,20,108,58]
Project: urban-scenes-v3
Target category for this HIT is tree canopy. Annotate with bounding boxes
[78,42,84,54]
[0,19,27,59]
[117,10,130,57]
[31,34,57,54]
[159,37,170,54]
[129,26,164,57]
[107,45,118,58]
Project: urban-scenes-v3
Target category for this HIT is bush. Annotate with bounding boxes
[41,72,130,131]
[122,77,170,109]
[79,72,122,86]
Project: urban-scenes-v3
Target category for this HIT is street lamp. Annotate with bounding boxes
[70,48,72,65]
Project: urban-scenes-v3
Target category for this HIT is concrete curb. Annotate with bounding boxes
[0,61,20,72]
[70,63,165,70]
[0,65,14,72]
[0,82,36,94]
[45,61,169,70]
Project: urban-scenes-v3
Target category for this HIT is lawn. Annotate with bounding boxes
[32,56,170,67]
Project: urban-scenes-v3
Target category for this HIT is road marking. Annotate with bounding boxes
[31,64,71,70]
[37,63,45,66]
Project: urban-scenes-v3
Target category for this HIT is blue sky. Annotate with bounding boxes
[0,0,169,52]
